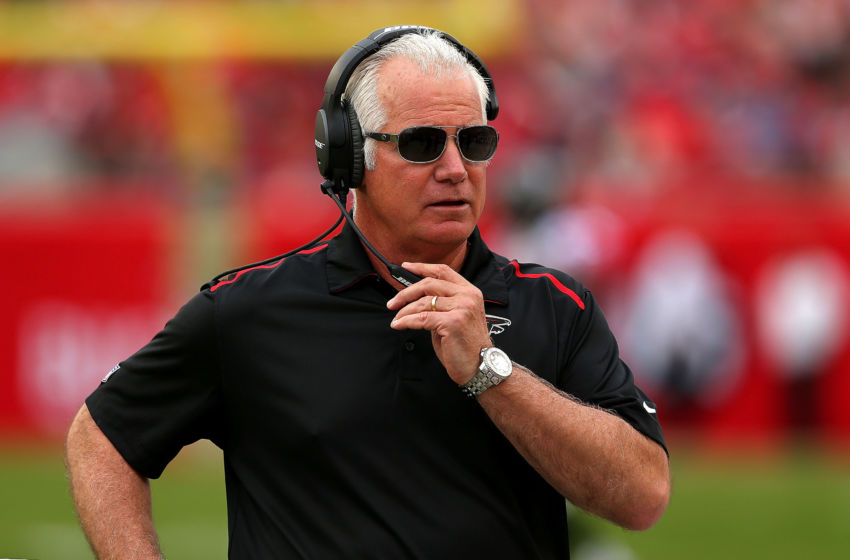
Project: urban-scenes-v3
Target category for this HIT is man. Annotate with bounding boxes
[66,27,670,559]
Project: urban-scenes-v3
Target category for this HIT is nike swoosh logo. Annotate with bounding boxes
[643,401,657,414]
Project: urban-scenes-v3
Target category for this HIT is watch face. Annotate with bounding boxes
[484,347,512,378]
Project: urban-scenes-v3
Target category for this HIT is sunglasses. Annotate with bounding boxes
[365,125,499,164]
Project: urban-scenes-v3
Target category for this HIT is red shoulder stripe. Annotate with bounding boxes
[508,261,585,310]
[297,244,329,255]
[210,243,328,292]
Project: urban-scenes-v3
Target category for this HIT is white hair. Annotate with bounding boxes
[344,30,491,171]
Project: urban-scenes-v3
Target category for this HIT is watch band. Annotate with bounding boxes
[461,372,495,398]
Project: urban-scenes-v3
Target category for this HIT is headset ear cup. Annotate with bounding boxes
[345,101,365,189]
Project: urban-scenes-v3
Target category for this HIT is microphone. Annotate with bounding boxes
[321,181,423,287]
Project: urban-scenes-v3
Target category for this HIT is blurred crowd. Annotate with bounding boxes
[0,60,330,200]
[496,0,850,208]
[1,0,848,199]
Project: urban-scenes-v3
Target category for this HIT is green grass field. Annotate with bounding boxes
[2,439,848,559]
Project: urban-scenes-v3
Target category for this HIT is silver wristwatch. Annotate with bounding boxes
[461,347,513,398]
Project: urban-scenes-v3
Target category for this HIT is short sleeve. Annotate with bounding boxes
[559,289,667,454]
[86,290,224,478]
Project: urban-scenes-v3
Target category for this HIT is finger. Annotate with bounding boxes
[401,262,466,284]
[386,263,471,310]
[390,307,438,331]
[386,276,454,310]
[390,299,468,332]
[390,296,442,327]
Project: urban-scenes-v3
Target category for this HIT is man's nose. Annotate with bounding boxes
[434,135,468,182]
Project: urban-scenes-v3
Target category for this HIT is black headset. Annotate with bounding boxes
[314,25,499,197]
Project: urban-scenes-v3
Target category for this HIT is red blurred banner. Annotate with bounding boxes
[0,193,174,439]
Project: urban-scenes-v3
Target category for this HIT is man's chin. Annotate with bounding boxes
[417,220,476,247]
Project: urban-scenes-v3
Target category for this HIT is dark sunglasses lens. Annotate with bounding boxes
[458,126,498,161]
[398,127,447,162]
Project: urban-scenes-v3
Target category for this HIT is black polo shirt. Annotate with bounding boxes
[87,223,665,559]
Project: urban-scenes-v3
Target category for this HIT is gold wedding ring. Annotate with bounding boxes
[430,295,438,312]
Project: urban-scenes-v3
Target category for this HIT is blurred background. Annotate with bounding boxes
[1,0,849,558]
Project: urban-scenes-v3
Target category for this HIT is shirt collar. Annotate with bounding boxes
[326,222,508,305]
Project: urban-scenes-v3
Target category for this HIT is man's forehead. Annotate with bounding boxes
[378,58,484,124]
